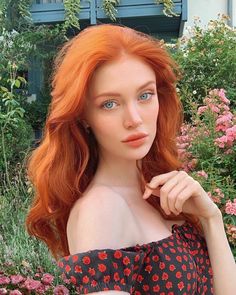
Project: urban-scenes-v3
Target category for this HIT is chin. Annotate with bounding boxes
[125,145,152,160]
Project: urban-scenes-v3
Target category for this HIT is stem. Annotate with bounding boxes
[1,126,10,186]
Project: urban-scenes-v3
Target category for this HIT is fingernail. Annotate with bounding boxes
[143,192,149,199]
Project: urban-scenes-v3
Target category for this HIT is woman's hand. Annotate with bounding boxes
[143,170,220,220]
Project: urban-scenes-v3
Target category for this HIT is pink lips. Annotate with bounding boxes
[121,133,148,148]
[122,133,148,143]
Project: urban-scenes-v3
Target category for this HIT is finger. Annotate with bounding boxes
[143,184,162,199]
[159,172,188,215]
[159,178,179,215]
[143,171,179,199]
[167,176,191,214]
[147,170,179,190]
[174,185,194,213]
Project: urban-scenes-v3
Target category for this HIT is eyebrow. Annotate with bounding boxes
[94,81,156,99]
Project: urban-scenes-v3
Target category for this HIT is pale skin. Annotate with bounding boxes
[142,171,236,294]
[73,54,236,294]
[82,54,158,191]
[142,170,219,219]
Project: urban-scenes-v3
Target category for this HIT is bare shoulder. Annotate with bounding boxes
[67,185,133,254]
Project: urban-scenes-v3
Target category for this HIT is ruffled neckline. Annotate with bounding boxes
[60,220,193,261]
[119,220,190,251]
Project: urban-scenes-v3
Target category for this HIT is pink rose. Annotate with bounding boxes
[0,288,7,295]
[22,278,42,290]
[10,275,24,285]
[41,273,54,285]
[53,285,70,295]
[197,106,208,115]
[218,89,230,105]
[9,291,23,295]
[0,276,10,285]
[225,200,236,216]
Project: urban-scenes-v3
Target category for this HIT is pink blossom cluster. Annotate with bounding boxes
[197,88,236,150]
[177,89,235,218]
[207,188,225,204]
[225,199,236,215]
[0,272,71,294]
[196,170,208,179]
[215,125,236,149]
[225,224,236,246]
[177,124,198,172]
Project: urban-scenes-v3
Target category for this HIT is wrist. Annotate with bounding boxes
[199,207,223,228]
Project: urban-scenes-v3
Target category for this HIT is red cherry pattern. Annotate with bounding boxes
[58,221,213,294]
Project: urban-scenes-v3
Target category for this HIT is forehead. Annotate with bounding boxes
[89,55,156,94]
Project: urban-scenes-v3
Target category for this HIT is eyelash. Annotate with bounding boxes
[101,92,155,110]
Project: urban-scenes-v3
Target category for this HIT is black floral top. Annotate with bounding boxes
[58,221,213,294]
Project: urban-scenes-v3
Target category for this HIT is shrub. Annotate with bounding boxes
[0,62,34,180]
[170,15,236,120]
[177,88,236,256]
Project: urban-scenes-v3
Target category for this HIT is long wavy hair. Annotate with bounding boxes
[26,24,202,260]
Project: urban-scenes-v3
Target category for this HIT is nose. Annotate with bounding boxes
[123,103,142,129]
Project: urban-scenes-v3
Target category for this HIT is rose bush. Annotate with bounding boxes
[177,88,236,254]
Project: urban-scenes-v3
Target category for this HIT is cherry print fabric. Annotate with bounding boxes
[58,221,213,294]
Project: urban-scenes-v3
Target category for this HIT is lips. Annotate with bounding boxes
[122,133,148,142]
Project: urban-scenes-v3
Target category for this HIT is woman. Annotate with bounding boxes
[26,24,236,294]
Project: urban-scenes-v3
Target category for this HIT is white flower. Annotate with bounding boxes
[11,29,19,36]
[193,90,197,95]
[8,40,13,48]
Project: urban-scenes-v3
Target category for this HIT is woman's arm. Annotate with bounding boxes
[199,210,236,295]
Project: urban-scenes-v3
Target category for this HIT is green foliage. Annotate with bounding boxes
[155,0,179,17]
[102,0,177,22]
[17,0,33,22]
[102,0,120,21]
[0,167,63,284]
[0,167,77,292]
[21,88,51,130]
[0,0,33,32]
[170,16,236,120]
[0,118,33,175]
[0,61,33,180]
[63,0,81,32]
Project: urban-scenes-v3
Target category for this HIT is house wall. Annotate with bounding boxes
[184,0,235,32]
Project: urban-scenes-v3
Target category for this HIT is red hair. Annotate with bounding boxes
[26,24,202,260]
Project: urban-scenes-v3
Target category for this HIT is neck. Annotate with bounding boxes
[93,154,142,189]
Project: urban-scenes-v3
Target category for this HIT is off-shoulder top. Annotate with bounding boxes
[58,221,213,294]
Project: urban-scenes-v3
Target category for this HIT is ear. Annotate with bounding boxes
[80,119,90,129]
[79,119,90,129]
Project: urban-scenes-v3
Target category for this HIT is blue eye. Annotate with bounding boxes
[139,92,153,101]
[102,100,117,110]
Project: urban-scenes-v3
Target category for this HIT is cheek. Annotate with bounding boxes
[90,115,116,139]
[146,101,159,124]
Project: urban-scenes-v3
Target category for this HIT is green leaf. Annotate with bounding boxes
[0,86,9,92]
[17,76,27,84]
[14,79,21,88]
